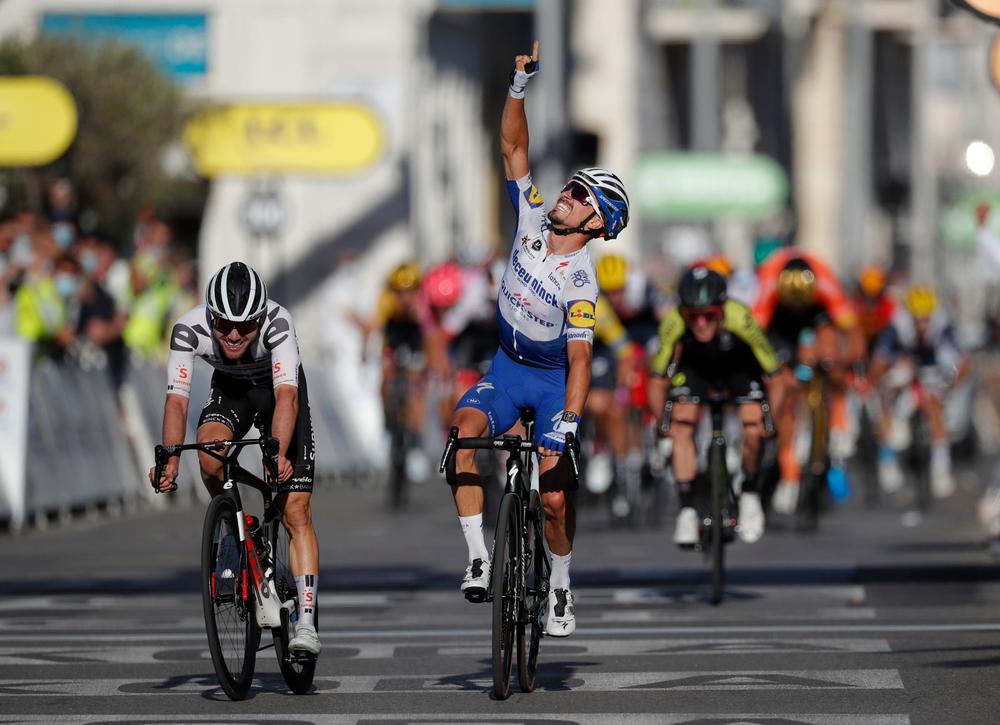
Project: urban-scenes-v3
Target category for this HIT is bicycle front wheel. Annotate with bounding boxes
[492,492,520,700]
[271,519,317,694]
[202,496,258,700]
[708,441,727,606]
[517,489,546,693]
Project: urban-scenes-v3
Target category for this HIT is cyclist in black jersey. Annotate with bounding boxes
[149,261,321,657]
[649,267,780,546]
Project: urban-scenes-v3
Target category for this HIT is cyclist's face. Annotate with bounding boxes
[212,317,260,359]
[914,315,931,338]
[548,181,601,231]
[684,307,722,342]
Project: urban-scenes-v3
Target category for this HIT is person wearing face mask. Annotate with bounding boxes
[75,241,128,390]
[14,254,79,358]
[122,250,181,360]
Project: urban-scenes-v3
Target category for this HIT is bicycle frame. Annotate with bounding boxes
[155,437,288,627]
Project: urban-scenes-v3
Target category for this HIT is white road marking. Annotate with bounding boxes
[0,714,913,724]
[0,669,904,695]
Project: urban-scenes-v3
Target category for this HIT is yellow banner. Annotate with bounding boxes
[0,77,78,166]
[184,103,385,176]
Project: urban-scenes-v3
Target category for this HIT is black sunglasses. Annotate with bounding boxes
[562,181,594,207]
[212,317,260,336]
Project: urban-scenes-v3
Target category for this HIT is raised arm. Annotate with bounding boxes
[501,40,539,181]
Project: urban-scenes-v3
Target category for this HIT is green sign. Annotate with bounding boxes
[634,152,788,221]
[940,190,1000,249]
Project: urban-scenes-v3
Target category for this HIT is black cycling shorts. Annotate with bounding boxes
[667,363,765,405]
[590,344,617,390]
[198,366,316,493]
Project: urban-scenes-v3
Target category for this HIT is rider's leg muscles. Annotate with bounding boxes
[771,369,801,484]
[449,406,490,562]
[196,422,234,497]
[669,402,700,507]
[281,490,319,628]
[540,456,575,588]
[738,401,765,484]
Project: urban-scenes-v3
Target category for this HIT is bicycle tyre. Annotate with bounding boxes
[201,496,258,700]
[708,439,727,605]
[517,489,546,693]
[492,492,519,700]
[271,519,317,694]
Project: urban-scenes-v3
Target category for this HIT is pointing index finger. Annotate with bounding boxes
[531,40,540,62]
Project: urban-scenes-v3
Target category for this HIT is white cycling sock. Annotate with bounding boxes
[295,574,317,629]
[459,514,489,563]
[932,443,951,470]
[549,551,572,590]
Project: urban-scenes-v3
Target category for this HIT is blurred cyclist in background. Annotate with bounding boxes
[649,267,779,545]
[753,248,864,514]
[870,286,971,499]
[590,253,667,519]
[853,265,896,356]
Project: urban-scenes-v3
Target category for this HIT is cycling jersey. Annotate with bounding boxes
[874,308,963,372]
[652,299,780,378]
[753,249,856,331]
[853,293,896,350]
[498,173,599,368]
[165,302,301,396]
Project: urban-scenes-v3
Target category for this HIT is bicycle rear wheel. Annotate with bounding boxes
[517,489,546,693]
[201,496,258,700]
[271,519,317,694]
[708,440,727,605]
[492,492,519,700]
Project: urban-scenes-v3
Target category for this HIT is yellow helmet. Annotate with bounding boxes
[777,260,817,308]
[388,262,421,293]
[858,264,887,299]
[595,254,629,292]
[703,254,733,279]
[905,286,938,319]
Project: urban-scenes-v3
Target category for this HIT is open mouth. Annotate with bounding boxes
[222,337,245,352]
[553,199,572,216]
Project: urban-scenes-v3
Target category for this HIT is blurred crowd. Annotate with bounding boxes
[0,178,197,392]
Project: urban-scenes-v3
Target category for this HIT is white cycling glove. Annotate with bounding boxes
[509,60,539,100]
[542,410,578,453]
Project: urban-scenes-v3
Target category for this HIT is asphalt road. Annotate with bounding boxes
[1,463,1000,725]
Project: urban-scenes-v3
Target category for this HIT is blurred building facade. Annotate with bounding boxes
[2,0,999,343]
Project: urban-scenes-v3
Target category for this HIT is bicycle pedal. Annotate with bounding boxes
[463,588,488,604]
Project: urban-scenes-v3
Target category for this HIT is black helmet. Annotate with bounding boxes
[678,266,727,309]
[205,261,269,322]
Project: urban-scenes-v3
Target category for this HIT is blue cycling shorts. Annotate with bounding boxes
[455,347,567,447]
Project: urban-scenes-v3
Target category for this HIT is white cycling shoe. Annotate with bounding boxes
[673,507,699,547]
[879,455,904,495]
[772,480,799,515]
[737,492,765,544]
[288,623,321,656]
[544,588,576,637]
[931,465,956,499]
[461,558,490,602]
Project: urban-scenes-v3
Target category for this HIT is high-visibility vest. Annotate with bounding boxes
[14,278,66,341]
[123,279,180,358]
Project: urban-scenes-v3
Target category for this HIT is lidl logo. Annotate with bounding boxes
[525,185,543,208]
[567,300,596,328]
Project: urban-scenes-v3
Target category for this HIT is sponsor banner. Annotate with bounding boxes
[0,77,77,166]
[0,338,29,528]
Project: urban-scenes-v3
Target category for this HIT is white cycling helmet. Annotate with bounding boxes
[569,167,630,240]
[205,261,269,322]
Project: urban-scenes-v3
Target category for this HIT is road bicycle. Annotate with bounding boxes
[663,389,772,605]
[439,410,579,699]
[153,436,317,700]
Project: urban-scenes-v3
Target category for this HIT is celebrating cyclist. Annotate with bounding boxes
[149,261,321,656]
[870,286,970,498]
[753,248,863,514]
[649,267,779,546]
[445,40,629,638]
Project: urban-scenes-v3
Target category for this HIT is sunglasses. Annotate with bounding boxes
[212,317,260,336]
[682,307,723,323]
[561,181,594,208]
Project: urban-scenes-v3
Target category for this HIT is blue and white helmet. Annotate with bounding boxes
[205,261,269,322]
[570,167,630,240]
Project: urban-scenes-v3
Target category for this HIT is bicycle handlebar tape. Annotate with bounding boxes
[564,432,580,481]
[263,436,280,458]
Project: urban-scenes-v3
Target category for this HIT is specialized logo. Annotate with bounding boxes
[524,185,543,208]
[567,300,596,328]
[475,381,494,394]
[531,239,543,252]
[571,270,590,288]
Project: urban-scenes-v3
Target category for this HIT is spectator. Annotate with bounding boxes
[74,236,128,390]
[15,253,81,360]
